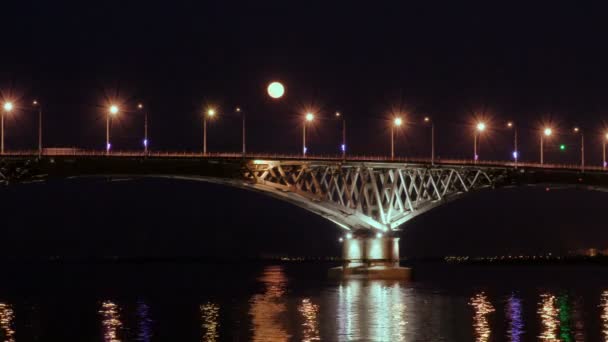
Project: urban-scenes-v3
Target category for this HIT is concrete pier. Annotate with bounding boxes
[328,232,411,280]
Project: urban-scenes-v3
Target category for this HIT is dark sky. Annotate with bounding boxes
[1,2,608,257]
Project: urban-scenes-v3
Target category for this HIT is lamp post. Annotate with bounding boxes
[604,133,608,169]
[474,122,486,164]
[137,103,148,155]
[237,107,245,155]
[303,112,314,157]
[33,100,42,157]
[540,127,552,165]
[107,105,118,155]
[1,102,13,155]
[507,122,518,168]
[573,127,584,172]
[336,111,346,160]
[424,117,434,165]
[391,117,403,160]
[203,108,215,155]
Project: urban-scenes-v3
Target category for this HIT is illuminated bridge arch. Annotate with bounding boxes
[0,156,606,232]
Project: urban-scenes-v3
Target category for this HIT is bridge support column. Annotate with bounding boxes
[328,232,411,280]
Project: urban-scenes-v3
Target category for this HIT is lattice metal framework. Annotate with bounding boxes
[242,160,507,231]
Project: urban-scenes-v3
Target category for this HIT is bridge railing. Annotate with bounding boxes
[0,149,605,172]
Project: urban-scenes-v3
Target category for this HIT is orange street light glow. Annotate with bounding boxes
[305,113,314,122]
[476,122,486,132]
[507,122,513,128]
[3,102,13,112]
[544,127,552,136]
[109,105,119,115]
[207,109,215,117]
[394,117,403,126]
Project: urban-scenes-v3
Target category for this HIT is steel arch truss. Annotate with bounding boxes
[242,160,503,231]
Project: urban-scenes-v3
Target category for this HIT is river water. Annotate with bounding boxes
[0,262,607,341]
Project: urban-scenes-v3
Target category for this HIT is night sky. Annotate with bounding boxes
[1,2,608,257]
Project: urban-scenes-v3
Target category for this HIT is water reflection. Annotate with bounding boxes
[337,280,407,341]
[506,294,524,342]
[298,298,320,342]
[200,302,220,342]
[601,291,608,340]
[538,293,559,341]
[249,265,290,341]
[470,292,495,342]
[100,301,123,342]
[136,301,153,342]
[0,303,15,342]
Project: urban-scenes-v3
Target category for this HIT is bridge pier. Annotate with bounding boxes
[328,232,411,280]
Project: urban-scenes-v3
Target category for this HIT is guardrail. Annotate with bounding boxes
[0,150,605,172]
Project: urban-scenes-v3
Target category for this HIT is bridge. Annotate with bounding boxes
[2,152,608,278]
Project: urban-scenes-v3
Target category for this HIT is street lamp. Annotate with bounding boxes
[236,107,246,155]
[203,108,216,155]
[573,127,584,172]
[107,105,119,154]
[424,117,435,165]
[604,133,608,169]
[32,100,43,157]
[507,121,518,167]
[336,111,346,160]
[138,103,148,154]
[474,122,486,163]
[1,101,13,154]
[303,112,314,157]
[540,127,552,165]
[391,117,403,160]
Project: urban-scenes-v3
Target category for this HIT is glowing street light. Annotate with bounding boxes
[1,101,13,154]
[203,108,216,155]
[303,112,314,156]
[474,122,486,163]
[391,117,403,160]
[106,105,119,154]
[540,127,553,165]
[267,81,285,99]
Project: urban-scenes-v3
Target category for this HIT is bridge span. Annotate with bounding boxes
[2,152,607,278]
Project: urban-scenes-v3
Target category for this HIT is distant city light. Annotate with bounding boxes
[507,122,513,128]
[335,111,341,117]
[341,144,346,152]
[137,103,143,109]
[303,146,308,154]
[512,151,518,159]
[267,81,285,99]
[474,154,479,161]
[573,127,580,133]
[424,117,430,122]
[106,143,111,151]
[143,139,148,147]
[3,102,13,112]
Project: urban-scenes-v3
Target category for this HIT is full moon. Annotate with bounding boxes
[267,82,285,99]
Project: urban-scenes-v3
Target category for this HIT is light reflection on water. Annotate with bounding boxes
[506,294,524,342]
[136,300,153,342]
[200,302,220,342]
[249,265,290,341]
[0,303,15,342]
[298,298,320,342]
[99,301,123,342]
[601,291,608,340]
[469,292,495,342]
[539,293,559,341]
